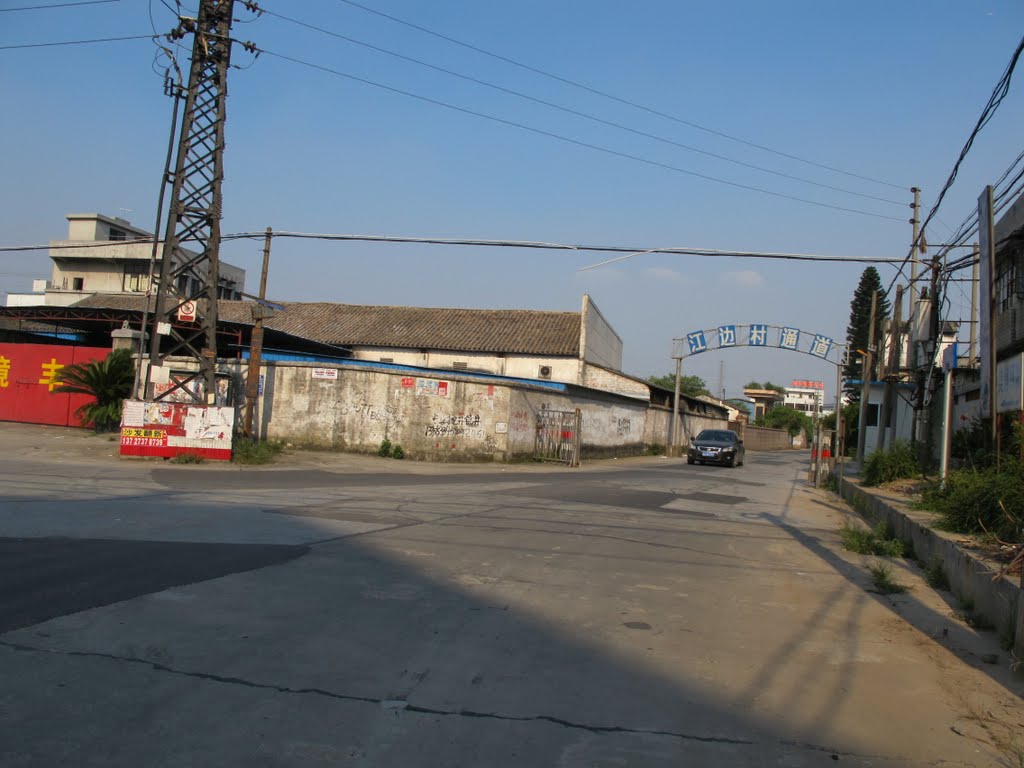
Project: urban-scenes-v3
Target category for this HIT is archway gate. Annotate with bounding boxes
[670,324,847,486]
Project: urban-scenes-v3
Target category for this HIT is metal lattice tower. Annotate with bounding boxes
[148,0,236,403]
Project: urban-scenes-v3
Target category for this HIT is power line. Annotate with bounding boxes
[0,0,117,11]
[0,33,155,49]
[887,33,1024,295]
[0,230,906,264]
[258,47,904,222]
[334,0,904,191]
[260,7,903,207]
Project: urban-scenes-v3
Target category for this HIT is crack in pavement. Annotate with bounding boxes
[0,639,792,749]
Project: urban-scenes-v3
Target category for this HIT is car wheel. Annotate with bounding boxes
[687,457,695,465]
[729,454,737,468]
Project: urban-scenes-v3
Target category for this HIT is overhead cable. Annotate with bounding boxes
[262,7,903,206]
[334,0,904,190]
[258,47,905,222]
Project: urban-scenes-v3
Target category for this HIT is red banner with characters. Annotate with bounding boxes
[0,343,112,427]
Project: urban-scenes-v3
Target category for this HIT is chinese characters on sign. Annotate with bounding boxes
[790,380,826,390]
[0,355,9,388]
[0,343,112,427]
[677,325,835,361]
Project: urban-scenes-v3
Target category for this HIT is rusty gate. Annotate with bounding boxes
[534,408,581,467]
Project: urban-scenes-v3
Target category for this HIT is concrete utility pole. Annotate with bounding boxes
[969,243,979,366]
[908,187,921,367]
[856,291,877,464]
[243,228,273,437]
[875,285,903,455]
[671,356,683,455]
[148,0,239,403]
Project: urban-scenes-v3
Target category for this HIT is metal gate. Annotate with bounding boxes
[534,408,581,467]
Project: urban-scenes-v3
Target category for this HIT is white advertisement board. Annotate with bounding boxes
[996,353,1023,413]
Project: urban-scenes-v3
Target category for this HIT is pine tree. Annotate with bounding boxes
[843,267,891,400]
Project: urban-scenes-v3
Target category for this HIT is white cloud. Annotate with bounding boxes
[723,270,763,287]
[644,266,686,283]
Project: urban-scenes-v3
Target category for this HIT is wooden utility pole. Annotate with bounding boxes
[856,291,878,464]
[243,227,272,437]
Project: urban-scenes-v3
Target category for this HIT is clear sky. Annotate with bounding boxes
[2,1,1022,399]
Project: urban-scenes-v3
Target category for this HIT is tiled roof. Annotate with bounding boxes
[72,295,582,356]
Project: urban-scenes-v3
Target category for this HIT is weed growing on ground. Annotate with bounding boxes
[232,439,284,465]
[172,451,205,465]
[840,520,907,557]
[840,521,877,554]
[392,444,405,460]
[866,560,907,594]
[924,557,950,590]
[862,441,919,486]
[378,438,393,458]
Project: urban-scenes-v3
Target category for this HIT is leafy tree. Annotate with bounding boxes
[760,405,812,438]
[648,373,709,398]
[844,267,891,400]
[761,381,787,394]
[744,381,762,390]
[55,348,134,432]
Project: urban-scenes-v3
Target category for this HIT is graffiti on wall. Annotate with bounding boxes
[424,412,484,439]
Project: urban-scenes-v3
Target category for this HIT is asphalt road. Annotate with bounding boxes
[0,424,1021,766]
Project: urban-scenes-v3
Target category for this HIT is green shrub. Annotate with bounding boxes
[866,560,907,594]
[232,438,284,465]
[840,519,906,557]
[862,441,919,486]
[378,438,393,458]
[921,463,1024,543]
[924,558,950,590]
[840,521,877,554]
[392,444,405,460]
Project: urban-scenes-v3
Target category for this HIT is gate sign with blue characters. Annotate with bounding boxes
[674,325,838,363]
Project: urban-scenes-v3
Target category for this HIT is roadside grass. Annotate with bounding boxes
[232,438,285,465]
[866,560,907,594]
[171,451,205,465]
[924,557,951,591]
[839,520,906,557]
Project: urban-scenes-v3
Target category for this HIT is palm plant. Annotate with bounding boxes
[55,348,134,432]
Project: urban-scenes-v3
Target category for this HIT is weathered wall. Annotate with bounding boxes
[738,425,794,451]
[244,361,708,462]
[581,363,650,401]
[348,347,581,385]
[260,363,510,461]
[505,387,648,459]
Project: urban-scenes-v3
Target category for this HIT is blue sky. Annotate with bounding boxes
[2,0,1022,398]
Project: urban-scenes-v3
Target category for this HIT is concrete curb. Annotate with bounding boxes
[839,475,1024,663]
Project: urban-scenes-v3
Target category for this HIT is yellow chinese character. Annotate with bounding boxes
[39,358,64,392]
[0,355,9,388]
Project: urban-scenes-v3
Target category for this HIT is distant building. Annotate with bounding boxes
[783,379,825,414]
[5,213,245,307]
[743,387,784,420]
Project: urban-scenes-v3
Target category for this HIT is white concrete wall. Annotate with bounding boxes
[580,294,623,370]
[350,347,581,384]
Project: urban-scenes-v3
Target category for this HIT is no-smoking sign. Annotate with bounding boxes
[177,300,197,322]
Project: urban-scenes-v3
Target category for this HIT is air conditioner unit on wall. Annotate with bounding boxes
[538,365,552,379]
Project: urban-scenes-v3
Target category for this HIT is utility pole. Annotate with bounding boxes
[147,0,239,403]
[856,291,877,464]
[243,228,273,437]
[875,285,903,455]
[969,243,979,366]
[671,355,682,455]
[909,187,921,345]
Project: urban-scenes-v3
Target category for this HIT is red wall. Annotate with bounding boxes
[0,343,113,427]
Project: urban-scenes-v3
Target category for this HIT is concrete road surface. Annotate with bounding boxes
[0,423,1021,766]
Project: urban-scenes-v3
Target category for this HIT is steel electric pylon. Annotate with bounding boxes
[147,0,237,403]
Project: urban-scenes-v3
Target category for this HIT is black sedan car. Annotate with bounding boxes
[687,429,745,467]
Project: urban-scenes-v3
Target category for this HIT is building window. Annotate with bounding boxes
[452,361,469,370]
[866,403,880,428]
[124,263,149,292]
[108,227,127,241]
[72,277,84,291]
[379,357,394,363]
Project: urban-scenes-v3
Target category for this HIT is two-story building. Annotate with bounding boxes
[5,213,245,307]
